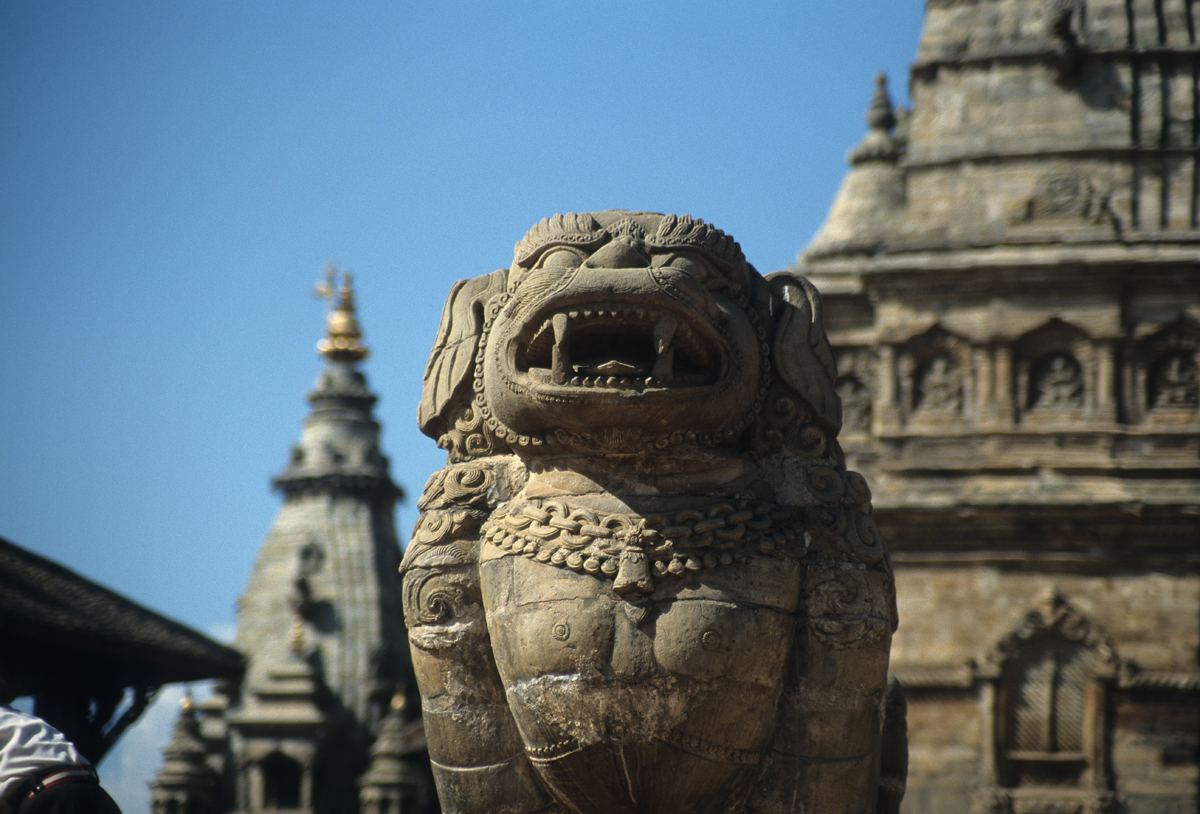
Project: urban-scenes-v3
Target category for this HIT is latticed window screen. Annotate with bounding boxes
[1007,637,1090,754]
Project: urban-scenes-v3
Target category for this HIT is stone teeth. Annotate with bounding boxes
[530,306,703,390]
[650,314,678,384]
[552,312,571,341]
[654,314,678,355]
[551,312,572,384]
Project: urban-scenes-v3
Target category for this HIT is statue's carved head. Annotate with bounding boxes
[418,211,842,461]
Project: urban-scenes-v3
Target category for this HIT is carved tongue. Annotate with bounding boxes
[551,312,572,384]
[593,360,645,376]
[651,314,678,384]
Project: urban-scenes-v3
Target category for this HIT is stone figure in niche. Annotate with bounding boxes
[1151,352,1198,408]
[916,355,961,415]
[402,211,904,814]
[837,375,872,431]
[1032,353,1083,409]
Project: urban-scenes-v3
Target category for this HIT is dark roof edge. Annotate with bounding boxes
[0,536,244,681]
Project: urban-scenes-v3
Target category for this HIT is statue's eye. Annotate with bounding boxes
[656,252,719,287]
[536,247,585,269]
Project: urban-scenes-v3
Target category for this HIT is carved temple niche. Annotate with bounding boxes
[1015,320,1094,424]
[834,348,876,434]
[976,591,1120,814]
[897,325,972,427]
[1133,315,1200,426]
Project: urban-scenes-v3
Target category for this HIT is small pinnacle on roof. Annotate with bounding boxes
[866,72,897,133]
[849,73,903,166]
[316,267,370,363]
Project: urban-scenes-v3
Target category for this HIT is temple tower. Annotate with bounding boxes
[155,274,430,814]
[151,697,218,814]
[797,3,1199,813]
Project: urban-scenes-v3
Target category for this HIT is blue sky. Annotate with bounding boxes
[0,2,926,810]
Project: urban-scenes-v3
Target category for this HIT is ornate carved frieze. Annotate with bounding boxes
[1012,170,1114,228]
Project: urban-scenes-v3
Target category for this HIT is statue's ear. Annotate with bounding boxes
[765,270,842,432]
[418,269,508,440]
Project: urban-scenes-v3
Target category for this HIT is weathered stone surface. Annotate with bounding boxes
[403,211,903,813]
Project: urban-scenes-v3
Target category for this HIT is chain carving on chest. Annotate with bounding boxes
[482,498,810,595]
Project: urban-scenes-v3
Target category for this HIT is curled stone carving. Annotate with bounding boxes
[402,211,901,814]
[805,566,893,649]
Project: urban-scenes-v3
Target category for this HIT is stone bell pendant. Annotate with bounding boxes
[613,526,654,596]
[614,548,654,595]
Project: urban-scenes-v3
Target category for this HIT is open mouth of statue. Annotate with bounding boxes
[517,306,719,390]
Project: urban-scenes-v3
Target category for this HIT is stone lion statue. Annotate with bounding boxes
[401,211,905,814]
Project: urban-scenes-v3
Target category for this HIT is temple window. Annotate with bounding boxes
[981,591,1121,812]
[1003,636,1091,786]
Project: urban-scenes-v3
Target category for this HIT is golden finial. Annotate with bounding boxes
[313,264,336,300]
[289,614,306,653]
[390,693,407,711]
[316,266,369,363]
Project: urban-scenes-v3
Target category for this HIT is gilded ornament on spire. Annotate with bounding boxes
[316,267,370,363]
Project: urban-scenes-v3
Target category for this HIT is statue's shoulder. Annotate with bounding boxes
[401,455,528,574]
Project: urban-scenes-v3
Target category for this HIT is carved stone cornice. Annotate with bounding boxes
[273,471,402,501]
[1117,668,1200,692]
